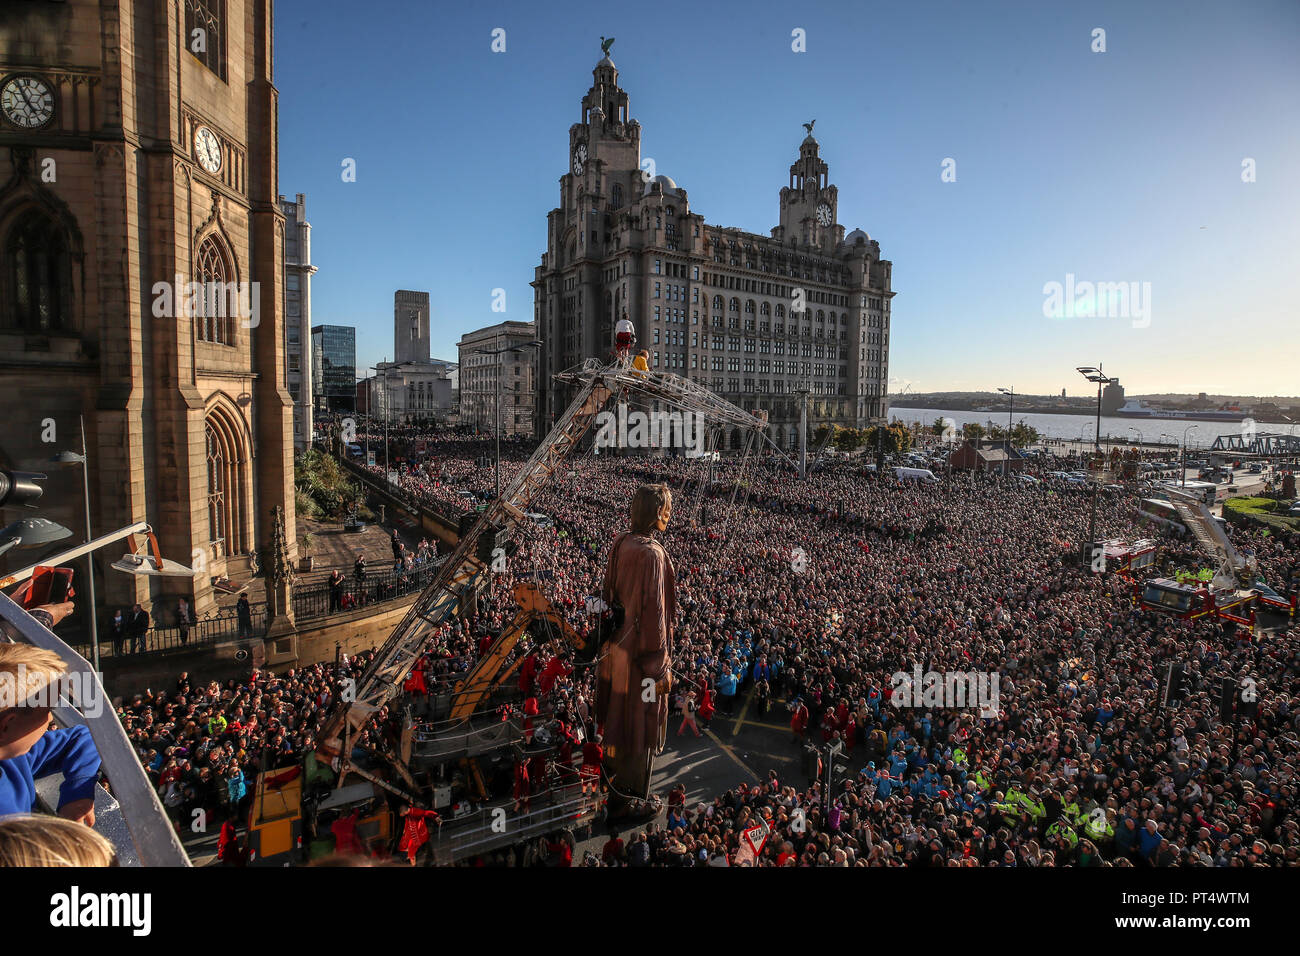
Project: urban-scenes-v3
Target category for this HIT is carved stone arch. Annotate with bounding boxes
[0,148,87,333]
[202,392,254,559]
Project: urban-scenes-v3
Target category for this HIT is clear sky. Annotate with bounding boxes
[275,0,1300,398]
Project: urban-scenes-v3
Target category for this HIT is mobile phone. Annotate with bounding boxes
[18,566,74,609]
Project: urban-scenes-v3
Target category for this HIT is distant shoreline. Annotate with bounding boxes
[888,401,1294,426]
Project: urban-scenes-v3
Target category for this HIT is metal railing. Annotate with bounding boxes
[71,606,269,660]
[291,556,447,620]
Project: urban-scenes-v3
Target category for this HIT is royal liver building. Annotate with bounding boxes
[533,45,894,450]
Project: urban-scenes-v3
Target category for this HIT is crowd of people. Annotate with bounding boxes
[26,414,1286,867]
[312,424,1298,866]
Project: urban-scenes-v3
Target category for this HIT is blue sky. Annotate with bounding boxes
[275,0,1299,397]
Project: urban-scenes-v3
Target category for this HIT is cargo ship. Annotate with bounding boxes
[1114,398,1248,421]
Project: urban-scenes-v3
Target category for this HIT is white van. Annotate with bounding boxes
[894,466,938,482]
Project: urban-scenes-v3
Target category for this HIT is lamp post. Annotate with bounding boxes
[1182,424,1198,488]
[1076,365,1117,565]
[50,416,101,671]
[471,340,542,501]
[997,386,1015,476]
[1128,426,1143,448]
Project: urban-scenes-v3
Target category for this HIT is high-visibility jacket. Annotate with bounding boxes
[1061,801,1083,827]
[1047,820,1078,848]
[1084,809,1114,842]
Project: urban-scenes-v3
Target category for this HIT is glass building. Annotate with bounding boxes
[311,324,356,412]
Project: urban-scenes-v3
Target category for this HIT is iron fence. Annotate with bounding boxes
[74,605,270,660]
[291,557,447,621]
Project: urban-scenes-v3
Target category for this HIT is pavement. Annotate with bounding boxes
[573,685,807,859]
[210,516,432,616]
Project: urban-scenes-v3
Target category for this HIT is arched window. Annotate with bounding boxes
[760,302,770,316]
[776,305,786,319]
[3,209,71,332]
[712,294,723,310]
[728,297,739,312]
[744,300,755,314]
[205,407,248,556]
[194,235,234,345]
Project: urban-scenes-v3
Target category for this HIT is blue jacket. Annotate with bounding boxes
[0,725,101,817]
[716,673,738,697]
[1138,827,1163,859]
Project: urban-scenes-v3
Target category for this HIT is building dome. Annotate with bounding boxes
[598,55,615,68]
[802,134,818,147]
[845,228,869,244]
[642,174,680,196]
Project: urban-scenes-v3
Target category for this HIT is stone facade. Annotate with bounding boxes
[534,54,895,450]
[0,0,296,624]
[457,320,538,438]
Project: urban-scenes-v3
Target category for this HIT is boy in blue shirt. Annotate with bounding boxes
[0,642,102,824]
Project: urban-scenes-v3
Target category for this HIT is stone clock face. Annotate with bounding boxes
[816,202,833,227]
[572,142,587,175]
[194,125,222,173]
[1,75,55,129]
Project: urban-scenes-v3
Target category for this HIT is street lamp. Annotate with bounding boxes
[1076,365,1117,565]
[0,516,73,557]
[49,415,103,671]
[997,387,1015,476]
[1128,426,1143,447]
[471,339,543,501]
[1182,424,1198,488]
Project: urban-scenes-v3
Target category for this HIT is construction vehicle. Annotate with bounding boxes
[311,358,770,863]
[1137,486,1296,633]
[246,760,395,865]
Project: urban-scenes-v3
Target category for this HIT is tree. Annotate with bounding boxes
[963,422,985,441]
[931,417,948,437]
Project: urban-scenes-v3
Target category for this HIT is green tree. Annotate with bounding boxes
[963,422,985,441]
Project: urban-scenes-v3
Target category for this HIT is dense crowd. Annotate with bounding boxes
[121,420,1300,866]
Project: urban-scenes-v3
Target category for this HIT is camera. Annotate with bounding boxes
[0,470,48,508]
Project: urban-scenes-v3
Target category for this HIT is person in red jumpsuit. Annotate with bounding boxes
[790,696,810,743]
[331,807,364,857]
[580,734,603,795]
[512,758,531,813]
[398,805,439,866]
[539,654,573,695]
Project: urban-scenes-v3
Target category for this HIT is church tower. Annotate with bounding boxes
[0,0,296,630]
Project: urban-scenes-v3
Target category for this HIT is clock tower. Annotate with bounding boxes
[567,52,641,219]
[778,128,842,251]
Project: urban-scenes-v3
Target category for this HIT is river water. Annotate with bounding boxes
[887,406,1282,449]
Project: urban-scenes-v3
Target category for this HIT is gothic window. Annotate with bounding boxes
[185,0,227,81]
[194,235,234,345]
[206,421,226,546]
[612,183,623,209]
[3,209,72,332]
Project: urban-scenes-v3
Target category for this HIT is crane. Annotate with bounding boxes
[1140,485,1294,632]
[315,359,767,790]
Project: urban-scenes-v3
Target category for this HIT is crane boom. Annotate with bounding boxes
[1161,485,1254,590]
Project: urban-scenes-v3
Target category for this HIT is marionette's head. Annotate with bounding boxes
[630,483,673,534]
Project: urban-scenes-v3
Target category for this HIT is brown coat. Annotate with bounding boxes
[596,531,677,756]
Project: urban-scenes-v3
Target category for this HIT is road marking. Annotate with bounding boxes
[703,727,759,782]
[730,690,752,736]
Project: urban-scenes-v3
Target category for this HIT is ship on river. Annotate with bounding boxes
[1114,398,1248,421]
